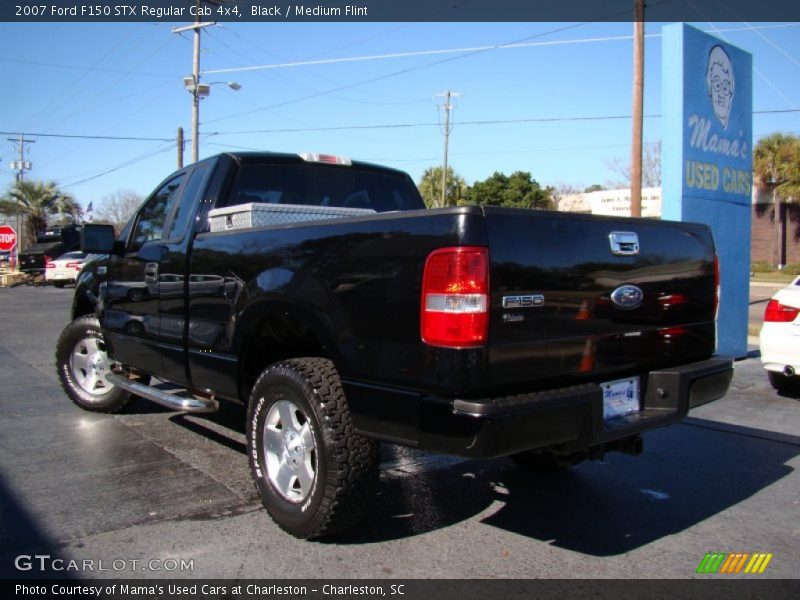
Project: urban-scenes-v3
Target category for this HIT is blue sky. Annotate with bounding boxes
[0,20,798,210]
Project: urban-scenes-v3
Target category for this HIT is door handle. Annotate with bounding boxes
[223,272,241,300]
[144,262,159,284]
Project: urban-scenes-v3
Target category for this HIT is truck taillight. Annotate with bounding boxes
[299,152,352,166]
[764,299,800,323]
[421,246,489,348]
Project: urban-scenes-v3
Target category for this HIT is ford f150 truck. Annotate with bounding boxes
[56,151,733,539]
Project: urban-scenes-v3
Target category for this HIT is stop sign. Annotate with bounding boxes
[0,225,17,252]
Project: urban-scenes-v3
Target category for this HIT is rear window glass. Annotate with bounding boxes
[224,164,424,213]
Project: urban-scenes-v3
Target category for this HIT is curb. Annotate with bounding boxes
[750,281,791,288]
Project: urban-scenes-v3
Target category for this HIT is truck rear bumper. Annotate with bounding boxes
[414,357,733,459]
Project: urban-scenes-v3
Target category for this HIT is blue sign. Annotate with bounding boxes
[662,23,753,358]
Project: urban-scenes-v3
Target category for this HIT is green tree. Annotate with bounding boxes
[417,166,467,208]
[584,184,606,193]
[0,180,80,245]
[754,133,800,267]
[465,171,553,210]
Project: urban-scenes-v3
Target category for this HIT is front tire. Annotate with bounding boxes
[55,316,132,413]
[246,358,378,539]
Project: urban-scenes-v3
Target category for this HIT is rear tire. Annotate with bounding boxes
[246,358,378,539]
[55,316,132,413]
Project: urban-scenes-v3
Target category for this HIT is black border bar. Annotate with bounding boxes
[4,1,800,23]
[4,579,800,600]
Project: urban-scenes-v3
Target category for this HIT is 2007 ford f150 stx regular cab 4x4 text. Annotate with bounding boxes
[56,152,733,539]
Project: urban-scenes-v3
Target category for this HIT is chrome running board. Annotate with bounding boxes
[106,372,218,413]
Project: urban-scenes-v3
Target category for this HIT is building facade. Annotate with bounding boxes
[557,186,797,267]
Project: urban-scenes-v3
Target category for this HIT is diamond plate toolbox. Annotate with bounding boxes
[208,203,376,232]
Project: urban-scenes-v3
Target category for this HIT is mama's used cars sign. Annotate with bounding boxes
[662,23,753,358]
[683,36,752,199]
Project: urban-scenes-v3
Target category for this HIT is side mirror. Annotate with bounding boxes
[81,224,117,254]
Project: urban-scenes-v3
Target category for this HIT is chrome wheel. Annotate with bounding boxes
[69,336,112,397]
[262,399,316,503]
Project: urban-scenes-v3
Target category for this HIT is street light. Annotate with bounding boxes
[183,77,241,162]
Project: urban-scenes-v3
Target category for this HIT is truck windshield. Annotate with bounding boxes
[225,163,425,213]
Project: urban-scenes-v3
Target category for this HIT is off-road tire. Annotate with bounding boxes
[55,316,132,413]
[247,358,379,539]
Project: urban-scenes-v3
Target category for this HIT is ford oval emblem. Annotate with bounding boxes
[610,285,644,310]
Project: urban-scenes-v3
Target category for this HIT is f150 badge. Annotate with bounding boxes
[610,285,644,310]
[502,295,545,309]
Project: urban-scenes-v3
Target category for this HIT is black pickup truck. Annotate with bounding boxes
[56,151,733,539]
[19,225,81,275]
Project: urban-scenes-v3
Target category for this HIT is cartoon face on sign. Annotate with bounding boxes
[706,45,735,130]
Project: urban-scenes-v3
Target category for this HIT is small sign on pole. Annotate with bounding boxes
[0,225,18,271]
[0,225,17,252]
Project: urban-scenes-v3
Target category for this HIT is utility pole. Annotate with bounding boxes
[190,2,201,164]
[173,2,215,164]
[630,0,645,218]
[8,133,34,185]
[177,127,185,168]
[436,90,461,208]
[8,133,35,254]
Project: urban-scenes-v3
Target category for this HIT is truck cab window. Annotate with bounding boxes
[223,164,424,212]
[168,165,207,240]
[130,174,185,252]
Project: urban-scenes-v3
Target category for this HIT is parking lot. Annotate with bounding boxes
[0,284,798,580]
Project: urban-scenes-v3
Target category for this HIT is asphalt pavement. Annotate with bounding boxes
[0,285,798,581]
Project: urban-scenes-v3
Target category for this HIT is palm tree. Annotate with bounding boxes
[753,133,800,267]
[0,180,80,246]
[417,166,467,208]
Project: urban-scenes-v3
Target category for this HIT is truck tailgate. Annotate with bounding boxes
[483,207,717,389]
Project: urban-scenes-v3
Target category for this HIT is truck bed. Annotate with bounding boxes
[186,205,718,399]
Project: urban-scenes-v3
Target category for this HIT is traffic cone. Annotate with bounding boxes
[575,299,591,320]
[578,338,595,372]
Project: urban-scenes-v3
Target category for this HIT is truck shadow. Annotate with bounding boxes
[0,472,78,579]
[168,402,248,456]
[329,419,799,554]
[136,400,798,555]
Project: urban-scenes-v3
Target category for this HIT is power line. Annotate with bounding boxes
[23,25,163,133]
[202,22,800,76]
[0,56,175,78]
[0,131,174,142]
[36,33,178,135]
[201,16,639,126]
[60,142,177,189]
[203,1,783,126]
[686,1,799,111]
[208,26,430,107]
[4,108,793,146]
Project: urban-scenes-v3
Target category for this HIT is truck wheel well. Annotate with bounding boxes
[72,294,95,320]
[239,312,328,402]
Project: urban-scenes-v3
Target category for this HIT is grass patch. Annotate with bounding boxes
[751,272,795,283]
